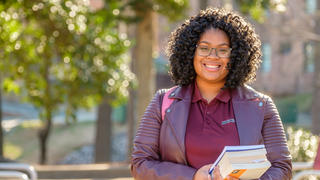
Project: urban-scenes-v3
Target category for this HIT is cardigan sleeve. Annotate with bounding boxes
[131,90,196,180]
[260,96,292,180]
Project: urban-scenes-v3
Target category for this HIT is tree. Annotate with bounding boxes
[129,0,188,123]
[0,0,134,164]
[121,0,189,160]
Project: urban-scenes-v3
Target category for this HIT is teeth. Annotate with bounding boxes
[205,64,220,68]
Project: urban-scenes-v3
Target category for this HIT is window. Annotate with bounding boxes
[304,42,315,73]
[306,0,317,14]
[279,42,291,55]
[261,43,272,73]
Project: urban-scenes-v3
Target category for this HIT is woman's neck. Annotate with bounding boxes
[196,78,225,103]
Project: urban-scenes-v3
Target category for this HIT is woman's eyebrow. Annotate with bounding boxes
[198,41,230,46]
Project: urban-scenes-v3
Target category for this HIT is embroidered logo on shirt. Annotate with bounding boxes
[221,118,235,125]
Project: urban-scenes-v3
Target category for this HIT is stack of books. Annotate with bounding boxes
[209,145,271,179]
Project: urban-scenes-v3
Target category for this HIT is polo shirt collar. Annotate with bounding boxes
[192,82,231,103]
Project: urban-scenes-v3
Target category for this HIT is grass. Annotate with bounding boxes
[4,120,95,164]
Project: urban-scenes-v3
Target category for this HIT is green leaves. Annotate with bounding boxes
[123,0,188,22]
[153,0,188,21]
[237,0,287,23]
[0,0,188,123]
[2,78,20,94]
[0,0,135,122]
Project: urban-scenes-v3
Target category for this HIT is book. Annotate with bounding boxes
[208,144,271,180]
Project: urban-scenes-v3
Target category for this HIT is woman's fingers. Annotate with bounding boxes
[212,166,224,180]
[195,164,239,180]
[194,164,214,180]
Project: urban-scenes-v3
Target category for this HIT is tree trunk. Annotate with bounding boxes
[0,75,3,157]
[133,9,158,126]
[38,57,52,164]
[38,110,52,164]
[312,7,320,135]
[94,99,112,162]
[128,8,158,162]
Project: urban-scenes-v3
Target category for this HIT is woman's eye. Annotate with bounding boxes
[218,48,228,53]
[199,46,209,51]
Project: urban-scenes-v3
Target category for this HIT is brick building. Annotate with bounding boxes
[254,0,316,95]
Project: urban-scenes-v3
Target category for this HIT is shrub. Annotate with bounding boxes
[286,126,319,162]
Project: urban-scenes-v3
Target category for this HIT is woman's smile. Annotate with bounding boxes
[202,61,223,72]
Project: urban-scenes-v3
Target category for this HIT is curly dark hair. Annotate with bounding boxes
[166,8,262,88]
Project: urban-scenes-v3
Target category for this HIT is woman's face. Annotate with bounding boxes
[193,28,231,86]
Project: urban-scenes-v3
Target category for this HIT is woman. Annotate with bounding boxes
[131,8,292,180]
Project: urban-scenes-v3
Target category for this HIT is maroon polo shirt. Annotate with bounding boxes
[185,83,240,169]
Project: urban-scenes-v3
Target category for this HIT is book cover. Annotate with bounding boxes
[209,145,271,179]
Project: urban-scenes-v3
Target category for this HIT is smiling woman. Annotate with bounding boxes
[131,8,292,180]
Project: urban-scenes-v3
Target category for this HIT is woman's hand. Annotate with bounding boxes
[212,167,239,180]
[193,164,212,180]
[193,165,239,180]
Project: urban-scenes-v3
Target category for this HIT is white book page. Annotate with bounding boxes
[209,145,266,174]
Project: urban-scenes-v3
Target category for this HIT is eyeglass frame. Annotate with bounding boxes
[195,44,232,58]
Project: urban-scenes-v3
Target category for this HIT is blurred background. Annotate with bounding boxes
[0,0,320,179]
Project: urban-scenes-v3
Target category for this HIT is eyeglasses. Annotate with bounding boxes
[196,45,232,58]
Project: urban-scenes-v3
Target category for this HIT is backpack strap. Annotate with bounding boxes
[161,87,177,121]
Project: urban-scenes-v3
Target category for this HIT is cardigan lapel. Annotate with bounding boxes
[164,85,193,164]
[165,98,191,162]
[232,86,265,145]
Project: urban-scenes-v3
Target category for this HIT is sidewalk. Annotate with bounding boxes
[34,163,132,179]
